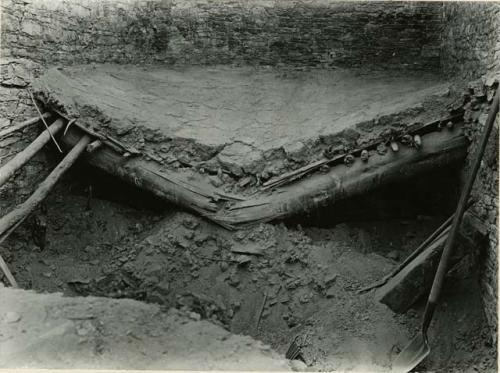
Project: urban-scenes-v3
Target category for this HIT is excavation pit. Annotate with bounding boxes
[0,0,498,371]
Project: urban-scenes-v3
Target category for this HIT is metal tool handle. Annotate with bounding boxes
[422,86,499,332]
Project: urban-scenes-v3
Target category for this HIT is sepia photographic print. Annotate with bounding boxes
[0,0,498,372]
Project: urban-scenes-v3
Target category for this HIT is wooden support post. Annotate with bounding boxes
[0,135,91,239]
[0,119,65,188]
[0,113,52,139]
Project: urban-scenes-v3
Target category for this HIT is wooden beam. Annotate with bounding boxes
[59,123,468,229]
[212,125,468,228]
[0,119,65,188]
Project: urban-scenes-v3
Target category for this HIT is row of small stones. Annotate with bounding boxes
[338,121,456,167]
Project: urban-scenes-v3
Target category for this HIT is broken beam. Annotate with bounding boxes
[59,126,224,223]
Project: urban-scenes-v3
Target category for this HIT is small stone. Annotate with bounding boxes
[325,286,336,298]
[390,141,399,152]
[4,311,21,323]
[360,149,369,162]
[219,261,229,272]
[182,217,199,230]
[413,135,422,148]
[344,154,355,166]
[446,121,454,129]
[188,312,201,321]
[324,273,338,285]
[376,143,388,155]
[228,273,240,287]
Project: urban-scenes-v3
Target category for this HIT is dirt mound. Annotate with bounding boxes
[0,286,293,370]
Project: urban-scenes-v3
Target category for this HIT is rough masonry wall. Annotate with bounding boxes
[2,0,442,70]
[442,2,500,343]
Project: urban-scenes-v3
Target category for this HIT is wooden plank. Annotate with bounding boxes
[374,230,470,314]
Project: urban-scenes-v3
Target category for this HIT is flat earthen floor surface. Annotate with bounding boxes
[34,65,451,172]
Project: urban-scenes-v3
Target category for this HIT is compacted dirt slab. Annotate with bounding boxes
[33,65,453,178]
[0,286,294,371]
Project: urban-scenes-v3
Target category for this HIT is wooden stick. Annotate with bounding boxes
[0,253,18,288]
[0,135,91,238]
[0,119,65,188]
[255,291,268,333]
[27,90,62,153]
[0,113,52,139]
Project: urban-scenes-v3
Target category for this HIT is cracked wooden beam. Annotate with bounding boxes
[59,121,468,229]
[211,124,468,228]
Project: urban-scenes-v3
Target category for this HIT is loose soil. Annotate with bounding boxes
[0,178,495,371]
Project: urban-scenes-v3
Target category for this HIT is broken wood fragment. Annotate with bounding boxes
[0,119,65,188]
[0,252,18,288]
[0,135,91,239]
[255,291,268,332]
[86,140,102,153]
[0,112,52,139]
[374,229,467,314]
[357,200,474,294]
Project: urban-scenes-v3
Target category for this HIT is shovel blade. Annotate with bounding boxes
[392,332,430,373]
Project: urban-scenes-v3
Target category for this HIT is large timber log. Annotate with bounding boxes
[59,123,468,229]
[59,126,239,229]
[212,125,468,228]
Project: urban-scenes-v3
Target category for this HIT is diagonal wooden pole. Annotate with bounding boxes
[0,135,91,239]
[0,119,65,188]
[0,113,52,139]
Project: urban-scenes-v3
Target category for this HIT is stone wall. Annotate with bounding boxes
[1,0,442,70]
[441,2,500,343]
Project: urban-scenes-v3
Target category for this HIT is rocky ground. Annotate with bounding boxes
[0,178,496,371]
